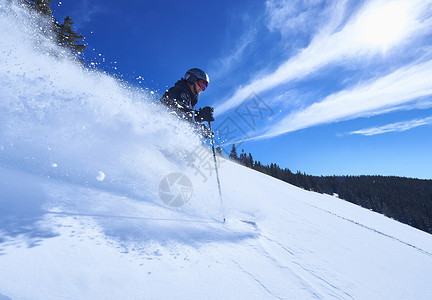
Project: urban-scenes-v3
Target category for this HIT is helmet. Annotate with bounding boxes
[185,68,210,85]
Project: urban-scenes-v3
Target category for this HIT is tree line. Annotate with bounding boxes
[228,144,432,234]
[21,0,86,56]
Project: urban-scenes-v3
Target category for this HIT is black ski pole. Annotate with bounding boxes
[208,121,226,223]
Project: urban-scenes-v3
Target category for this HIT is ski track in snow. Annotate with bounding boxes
[306,203,432,258]
[226,222,355,300]
[258,235,353,300]
[231,258,285,300]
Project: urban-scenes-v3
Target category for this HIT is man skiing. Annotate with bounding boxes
[160,68,214,137]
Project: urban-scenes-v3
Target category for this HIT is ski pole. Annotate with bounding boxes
[208,121,226,223]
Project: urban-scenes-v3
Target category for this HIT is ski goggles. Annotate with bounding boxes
[198,79,208,91]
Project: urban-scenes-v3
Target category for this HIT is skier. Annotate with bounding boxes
[160,68,214,138]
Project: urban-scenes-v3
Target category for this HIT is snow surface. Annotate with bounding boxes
[1,1,432,299]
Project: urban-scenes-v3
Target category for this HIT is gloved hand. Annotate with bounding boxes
[196,106,215,122]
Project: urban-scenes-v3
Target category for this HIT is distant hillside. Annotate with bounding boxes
[229,145,432,234]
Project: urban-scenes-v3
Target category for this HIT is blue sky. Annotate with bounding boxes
[53,0,432,179]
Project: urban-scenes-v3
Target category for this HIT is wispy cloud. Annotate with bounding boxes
[210,30,255,81]
[264,58,432,136]
[215,0,430,116]
[265,0,344,37]
[350,116,432,136]
[225,57,432,144]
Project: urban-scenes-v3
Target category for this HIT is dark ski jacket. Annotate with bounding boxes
[160,79,198,123]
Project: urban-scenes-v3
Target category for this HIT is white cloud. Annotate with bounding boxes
[215,0,430,116]
[210,31,255,80]
[350,116,432,136]
[265,59,432,136]
[265,0,328,35]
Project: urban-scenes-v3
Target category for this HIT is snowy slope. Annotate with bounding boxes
[1,161,432,300]
[1,2,432,299]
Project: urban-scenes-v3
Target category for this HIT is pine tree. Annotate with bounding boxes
[229,144,238,161]
[239,149,246,165]
[23,0,53,16]
[55,16,86,54]
[247,153,253,168]
[21,0,86,58]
